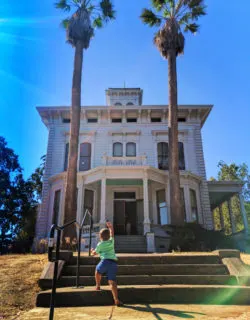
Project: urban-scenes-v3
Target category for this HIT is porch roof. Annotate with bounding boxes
[207,181,244,210]
[49,167,203,186]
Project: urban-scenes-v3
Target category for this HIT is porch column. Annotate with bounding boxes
[239,193,248,234]
[228,197,236,234]
[219,204,224,231]
[143,173,150,234]
[100,177,106,227]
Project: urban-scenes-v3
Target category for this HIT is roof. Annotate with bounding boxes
[37,104,213,128]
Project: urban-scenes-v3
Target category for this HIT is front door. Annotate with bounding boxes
[113,192,137,235]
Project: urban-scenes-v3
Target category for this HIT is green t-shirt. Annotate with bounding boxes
[95,237,117,261]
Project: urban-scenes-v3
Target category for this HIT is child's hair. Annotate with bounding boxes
[99,228,110,241]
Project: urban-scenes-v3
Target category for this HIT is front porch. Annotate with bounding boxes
[208,181,248,235]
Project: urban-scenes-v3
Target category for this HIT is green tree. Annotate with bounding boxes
[212,161,250,234]
[140,0,206,225]
[0,137,45,253]
[28,155,46,202]
[55,0,115,240]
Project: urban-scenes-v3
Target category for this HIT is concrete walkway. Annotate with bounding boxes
[20,305,250,320]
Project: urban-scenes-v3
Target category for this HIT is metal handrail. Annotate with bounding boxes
[48,209,93,320]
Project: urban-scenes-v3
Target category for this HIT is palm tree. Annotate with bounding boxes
[140,0,206,226]
[55,0,115,241]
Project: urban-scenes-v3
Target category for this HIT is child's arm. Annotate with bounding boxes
[106,221,114,238]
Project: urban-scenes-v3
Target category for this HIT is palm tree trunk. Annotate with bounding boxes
[63,41,84,244]
[168,49,184,226]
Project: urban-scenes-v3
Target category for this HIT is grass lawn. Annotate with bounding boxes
[0,254,47,319]
[0,252,249,320]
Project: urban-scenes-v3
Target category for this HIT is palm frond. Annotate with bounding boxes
[55,0,71,12]
[151,0,167,12]
[140,8,162,27]
[100,0,115,19]
[184,22,199,33]
[93,16,103,28]
[61,18,70,29]
[191,5,206,19]
[163,8,171,18]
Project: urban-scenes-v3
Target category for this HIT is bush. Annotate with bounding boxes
[162,223,237,252]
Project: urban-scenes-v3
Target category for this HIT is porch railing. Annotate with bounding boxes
[102,154,147,166]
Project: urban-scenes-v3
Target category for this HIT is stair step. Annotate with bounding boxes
[69,254,221,265]
[36,285,250,307]
[40,275,238,289]
[63,264,229,276]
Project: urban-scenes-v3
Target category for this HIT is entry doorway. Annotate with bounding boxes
[113,192,137,235]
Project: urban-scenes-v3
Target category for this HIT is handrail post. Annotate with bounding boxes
[88,214,93,257]
[76,227,82,288]
[49,228,61,320]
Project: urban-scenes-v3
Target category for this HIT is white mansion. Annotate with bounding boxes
[35,88,248,252]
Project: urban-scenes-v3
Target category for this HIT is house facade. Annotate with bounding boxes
[35,88,248,252]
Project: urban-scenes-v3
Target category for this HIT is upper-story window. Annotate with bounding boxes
[115,102,122,106]
[127,118,137,123]
[126,142,136,157]
[178,142,185,170]
[87,118,98,123]
[79,143,91,171]
[112,118,122,123]
[113,142,123,157]
[126,102,134,106]
[158,142,168,170]
[64,143,69,171]
[151,117,162,123]
[157,142,185,170]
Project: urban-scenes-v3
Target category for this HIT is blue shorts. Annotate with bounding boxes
[96,259,118,281]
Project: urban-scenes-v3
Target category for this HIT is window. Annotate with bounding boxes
[87,118,98,123]
[83,189,94,225]
[114,192,136,200]
[158,142,168,170]
[178,142,185,170]
[178,118,186,122]
[127,118,137,123]
[151,117,162,123]
[126,102,134,106]
[157,190,168,225]
[52,190,61,225]
[112,118,122,123]
[63,118,70,123]
[64,143,69,171]
[180,188,186,222]
[126,142,136,157]
[113,142,123,157]
[115,102,122,106]
[190,189,198,222]
[79,143,91,171]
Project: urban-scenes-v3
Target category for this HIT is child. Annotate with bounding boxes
[91,221,123,306]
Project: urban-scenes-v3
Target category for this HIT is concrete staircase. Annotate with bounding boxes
[115,235,147,253]
[37,250,250,307]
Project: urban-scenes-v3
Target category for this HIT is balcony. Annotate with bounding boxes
[102,154,147,166]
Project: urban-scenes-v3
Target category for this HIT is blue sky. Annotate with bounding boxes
[0,0,249,179]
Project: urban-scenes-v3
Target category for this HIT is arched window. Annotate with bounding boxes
[178,142,185,170]
[114,102,122,106]
[64,143,69,171]
[158,142,168,170]
[113,142,123,157]
[79,143,91,171]
[126,142,136,157]
[126,102,134,106]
